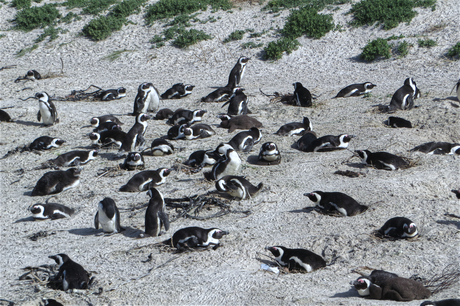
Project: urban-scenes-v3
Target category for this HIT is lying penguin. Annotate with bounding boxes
[356,150,409,170]
[215,175,263,200]
[304,191,368,216]
[265,246,326,272]
[48,254,92,291]
[171,227,229,251]
[377,217,419,239]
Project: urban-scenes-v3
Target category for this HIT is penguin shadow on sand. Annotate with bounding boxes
[68,226,141,238]
[436,215,460,230]
[14,120,45,127]
[432,97,459,107]
[330,288,360,298]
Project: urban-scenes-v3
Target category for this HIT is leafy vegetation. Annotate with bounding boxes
[282,6,334,39]
[35,26,67,42]
[61,12,82,23]
[361,38,391,61]
[350,0,437,30]
[82,15,124,40]
[81,0,118,15]
[11,0,31,9]
[264,37,300,60]
[103,49,135,61]
[262,0,349,13]
[395,40,410,57]
[15,4,61,31]
[241,41,263,49]
[223,30,245,43]
[447,42,460,59]
[417,38,436,48]
[173,29,212,48]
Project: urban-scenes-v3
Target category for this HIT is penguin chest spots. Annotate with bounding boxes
[290,256,313,272]
[261,150,279,161]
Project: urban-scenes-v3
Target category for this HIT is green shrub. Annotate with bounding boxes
[173,29,211,48]
[82,15,125,40]
[264,37,300,60]
[15,4,61,31]
[63,0,89,9]
[82,0,118,15]
[447,42,460,59]
[61,12,82,23]
[223,30,245,43]
[111,0,146,18]
[282,6,334,39]
[35,26,66,42]
[163,25,186,40]
[263,0,349,12]
[241,41,263,49]
[395,40,410,57]
[361,38,391,61]
[350,0,436,30]
[417,38,436,48]
[11,0,31,9]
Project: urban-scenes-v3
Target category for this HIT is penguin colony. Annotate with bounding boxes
[2,51,459,305]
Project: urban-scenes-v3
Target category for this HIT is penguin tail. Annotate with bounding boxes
[257,182,264,191]
[204,171,215,181]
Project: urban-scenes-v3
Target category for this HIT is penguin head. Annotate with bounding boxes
[159,168,171,178]
[261,142,277,152]
[90,117,99,127]
[239,56,250,65]
[450,145,460,155]
[302,117,312,130]
[403,222,418,237]
[30,204,44,214]
[90,150,99,158]
[364,82,376,89]
[293,82,303,90]
[137,113,151,124]
[193,109,207,118]
[353,277,371,296]
[304,192,321,204]
[218,114,231,121]
[215,178,229,192]
[183,127,193,136]
[265,246,285,260]
[27,70,35,77]
[53,138,66,146]
[210,228,229,239]
[184,84,195,91]
[35,92,49,102]
[339,134,355,145]
[140,82,153,91]
[215,143,233,156]
[89,132,100,142]
[404,77,416,87]
[49,253,69,266]
[146,187,160,198]
[452,189,460,199]
[355,150,370,162]
[117,87,126,94]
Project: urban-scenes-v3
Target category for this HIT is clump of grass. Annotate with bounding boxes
[16,44,38,57]
[61,12,82,24]
[417,38,436,48]
[361,38,391,61]
[447,42,460,59]
[111,0,147,18]
[173,29,211,48]
[264,37,300,60]
[35,26,67,42]
[223,30,245,43]
[282,6,334,39]
[241,41,263,49]
[82,15,124,41]
[350,0,437,30]
[103,49,135,61]
[14,4,61,31]
[11,0,31,9]
[62,0,89,9]
[82,0,118,15]
[395,40,410,57]
[386,34,405,41]
[263,0,349,13]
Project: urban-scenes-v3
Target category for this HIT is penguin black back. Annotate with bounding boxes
[143,187,169,237]
[265,246,326,272]
[48,254,90,291]
[292,82,312,107]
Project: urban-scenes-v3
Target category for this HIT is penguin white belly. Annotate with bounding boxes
[39,102,53,125]
[139,178,153,191]
[98,210,118,232]
[147,91,160,112]
[62,179,80,192]
[344,88,359,97]
[330,202,347,216]
[290,256,312,272]
[63,270,69,291]
[289,128,305,136]
[152,145,172,155]
[223,152,241,176]
[262,151,279,161]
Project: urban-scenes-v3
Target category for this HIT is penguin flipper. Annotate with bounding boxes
[37,111,41,122]
[158,211,170,231]
[242,138,254,153]
[94,212,99,230]
[221,100,231,108]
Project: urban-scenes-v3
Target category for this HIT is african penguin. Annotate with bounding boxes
[167,123,187,140]
[421,299,460,306]
[48,254,90,291]
[218,114,263,133]
[296,132,318,152]
[161,83,195,99]
[51,150,98,167]
[140,187,169,237]
[133,82,160,115]
[378,217,419,239]
[216,175,263,200]
[31,168,81,196]
[354,270,399,297]
[95,87,126,101]
[356,150,409,170]
[119,113,150,154]
[410,142,460,155]
[227,56,249,88]
[0,109,12,122]
[30,202,74,220]
[183,149,220,168]
[452,189,460,199]
[151,138,174,156]
[92,121,122,133]
[121,152,145,170]
[354,276,431,301]
[94,197,122,235]
[204,147,241,181]
[201,86,234,102]
[26,70,42,80]
[451,79,460,101]
[29,136,65,150]
[386,116,412,128]
[89,130,126,148]
[167,109,207,125]
[275,117,312,136]
[154,108,174,120]
[90,115,123,128]
[258,142,281,165]
[119,168,171,192]
[36,92,58,126]
[183,123,216,140]
[228,127,262,152]
[302,134,354,152]
[221,87,249,116]
[304,191,368,216]
[334,82,376,98]
[172,227,229,250]
[292,82,312,107]
[388,77,420,111]
[265,246,326,272]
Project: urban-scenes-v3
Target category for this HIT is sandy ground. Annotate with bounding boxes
[0,0,459,305]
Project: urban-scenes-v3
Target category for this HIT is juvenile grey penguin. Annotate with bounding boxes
[334,82,376,98]
[421,299,460,306]
[119,113,150,154]
[133,82,160,115]
[227,56,250,88]
[221,87,249,116]
[218,114,262,133]
[201,86,233,102]
[167,109,207,125]
[51,150,98,167]
[265,246,326,272]
[450,79,460,101]
[228,127,262,152]
[36,92,58,126]
[89,130,127,148]
[0,109,12,122]
[216,175,263,200]
[388,77,420,111]
[119,168,171,192]
[356,150,409,170]
[30,201,74,220]
[292,82,312,107]
[29,136,65,150]
[386,116,412,128]
[95,87,126,101]
[121,152,144,170]
[378,217,419,239]
[161,83,195,99]
[258,142,281,165]
[31,168,81,196]
[94,197,122,235]
[151,138,174,156]
[410,142,460,155]
[90,115,123,128]
[172,227,229,250]
[354,276,431,301]
[302,134,354,152]
[140,187,169,237]
[304,191,368,216]
[48,254,90,291]
[275,117,312,136]
[183,123,216,140]
[204,146,241,181]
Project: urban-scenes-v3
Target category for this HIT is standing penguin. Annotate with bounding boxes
[133,82,160,115]
[292,82,312,107]
[140,187,169,237]
[227,56,250,88]
[388,78,420,111]
[275,117,312,136]
[378,217,419,239]
[334,82,376,98]
[304,191,368,216]
[30,201,74,220]
[36,92,58,126]
[172,227,229,250]
[119,113,150,154]
[356,150,409,170]
[94,197,122,235]
[31,168,81,196]
[221,88,249,116]
[451,79,460,101]
[48,254,90,291]
[216,175,263,200]
[258,142,281,165]
[228,127,262,152]
[265,246,326,272]
[161,83,195,99]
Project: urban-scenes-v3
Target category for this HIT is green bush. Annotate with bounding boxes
[15,4,61,31]
[263,0,349,12]
[361,38,391,61]
[350,0,436,30]
[173,29,211,48]
[241,41,263,49]
[35,26,66,42]
[395,40,410,57]
[417,38,436,47]
[223,30,245,43]
[111,0,146,18]
[11,0,31,9]
[61,12,82,23]
[63,0,89,9]
[282,6,334,39]
[82,15,125,40]
[447,42,460,59]
[82,0,118,15]
[264,37,300,60]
